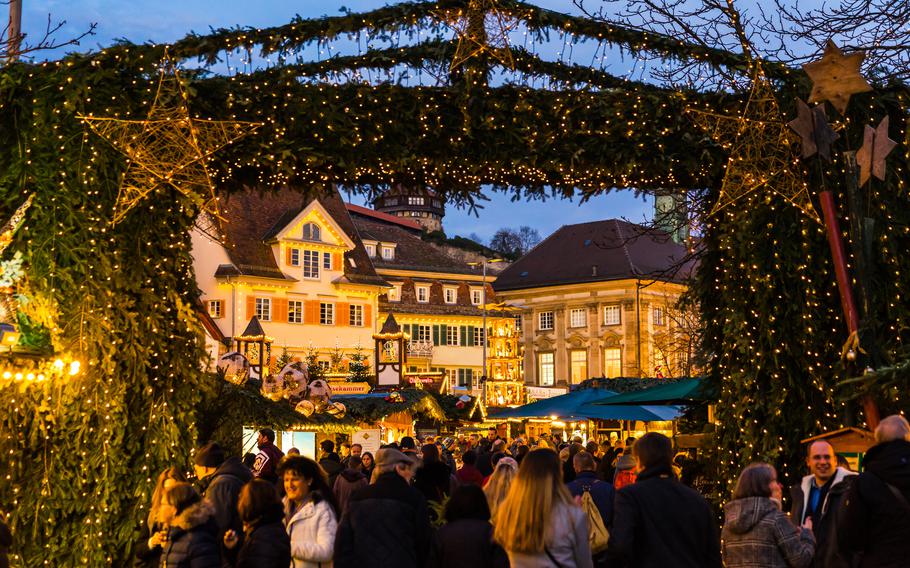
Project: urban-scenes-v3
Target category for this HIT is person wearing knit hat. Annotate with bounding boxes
[613,453,638,491]
[193,441,251,549]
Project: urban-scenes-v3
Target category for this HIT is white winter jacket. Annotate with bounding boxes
[285,497,338,568]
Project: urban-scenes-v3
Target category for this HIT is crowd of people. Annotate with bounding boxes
[108,413,910,567]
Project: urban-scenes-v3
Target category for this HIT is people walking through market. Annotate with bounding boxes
[193,442,252,553]
[837,414,910,566]
[613,452,637,490]
[360,451,375,482]
[222,479,290,568]
[483,456,518,518]
[251,428,284,485]
[476,440,495,478]
[607,433,720,568]
[414,443,454,506]
[400,436,419,459]
[134,466,186,568]
[722,463,815,568]
[158,482,221,568]
[456,449,486,486]
[333,455,368,516]
[280,455,339,568]
[429,484,509,568]
[493,448,593,568]
[342,443,362,468]
[789,439,856,567]
[317,439,344,489]
[335,448,432,568]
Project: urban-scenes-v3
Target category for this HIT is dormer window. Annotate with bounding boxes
[365,244,376,257]
[381,246,395,260]
[303,222,321,241]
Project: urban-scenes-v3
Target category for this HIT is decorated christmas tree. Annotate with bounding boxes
[347,344,373,382]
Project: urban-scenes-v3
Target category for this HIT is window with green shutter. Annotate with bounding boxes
[433,324,440,345]
[459,326,468,346]
[440,324,448,345]
[466,326,475,347]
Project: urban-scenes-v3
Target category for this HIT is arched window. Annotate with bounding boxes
[303,222,321,241]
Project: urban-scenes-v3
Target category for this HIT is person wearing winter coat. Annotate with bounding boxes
[318,440,345,489]
[789,440,856,568]
[251,429,284,485]
[838,414,910,567]
[333,456,368,516]
[335,448,432,568]
[429,484,509,568]
[158,482,222,568]
[222,479,290,568]
[493,448,593,568]
[613,453,637,491]
[194,442,253,550]
[414,444,453,505]
[723,463,815,568]
[134,467,186,568]
[280,455,339,568]
[607,433,721,568]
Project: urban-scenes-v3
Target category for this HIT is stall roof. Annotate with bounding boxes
[592,379,711,406]
[489,387,685,421]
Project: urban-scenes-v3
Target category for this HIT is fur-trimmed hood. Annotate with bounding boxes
[172,500,215,532]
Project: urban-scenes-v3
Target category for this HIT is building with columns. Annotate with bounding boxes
[492,219,695,387]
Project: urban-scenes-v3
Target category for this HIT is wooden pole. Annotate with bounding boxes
[8,0,22,62]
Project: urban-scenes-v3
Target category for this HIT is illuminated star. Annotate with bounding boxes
[79,55,261,224]
[436,0,521,72]
[803,40,872,115]
[855,116,897,186]
[788,98,839,162]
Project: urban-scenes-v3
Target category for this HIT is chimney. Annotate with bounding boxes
[592,265,598,277]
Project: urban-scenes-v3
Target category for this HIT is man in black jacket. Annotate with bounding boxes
[838,414,910,566]
[335,448,432,568]
[607,433,721,568]
[318,439,344,488]
[193,441,252,565]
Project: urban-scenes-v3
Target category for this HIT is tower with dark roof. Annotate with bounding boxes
[371,184,445,233]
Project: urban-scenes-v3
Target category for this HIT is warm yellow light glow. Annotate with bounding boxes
[69,361,81,376]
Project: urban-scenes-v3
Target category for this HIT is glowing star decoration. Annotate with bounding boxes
[437,0,521,72]
[79,55,261,224]
[803,40,872,116]
[788,98,839,162]
[855,116,898,186]
[687,68,820,223]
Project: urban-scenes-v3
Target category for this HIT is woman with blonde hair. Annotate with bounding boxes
[483,457,518,518]
[134,466,186,568]
[493,449,592,568]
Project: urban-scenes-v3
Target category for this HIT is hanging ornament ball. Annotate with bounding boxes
[846,349,857,362]
[455,400,465,409]
[295,399,316,417]
[327,402,346,419]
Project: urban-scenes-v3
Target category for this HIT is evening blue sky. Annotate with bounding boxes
[21,0,656,241]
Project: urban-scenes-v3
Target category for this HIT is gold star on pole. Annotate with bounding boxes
[855,116,898,186]
[687,67,820,223]
[437,0,520,72]
[803,40,872,115]
[79,54,261,224]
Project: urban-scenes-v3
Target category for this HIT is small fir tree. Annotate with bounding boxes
[347,344,373,382]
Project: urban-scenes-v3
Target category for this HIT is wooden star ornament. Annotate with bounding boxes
[855,116,898,186]
[788,98,839,162]
[803,40,872,115]
[79,54,261,224]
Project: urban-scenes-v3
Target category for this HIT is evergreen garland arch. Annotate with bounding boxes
[0,0,909,563]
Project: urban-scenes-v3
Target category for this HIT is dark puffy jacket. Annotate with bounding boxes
[427,519,508,568]
[334,471,432,568]
[414,461,452,504]
[200,457,252,541]
[160,501,221,568]
[607,465,721,568]
[252,442,284,484]
[722,496,815,568]
[839,439,910,567]
[227,503,290,568]
[333,469,368,517]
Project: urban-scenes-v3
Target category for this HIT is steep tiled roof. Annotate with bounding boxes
[218,186,387,287]
[349,213,479,276]
[345,203,422,231]
[493,219,694,292]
